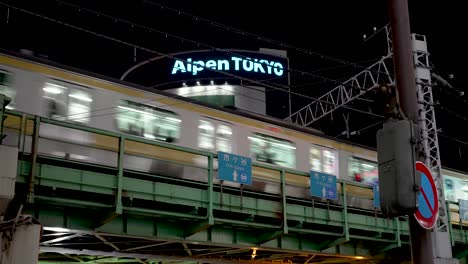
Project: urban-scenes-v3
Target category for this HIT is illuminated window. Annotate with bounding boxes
[309,146,337,175]
[249,133,296,168]
[310,148,321,172]
[115,100,180,142]
[198,120,232,152]
[309,146,338,175]
[198,120,215,150]
[68,90,92,123]
[0,70,15,110]
[348,157,378,185]
[216,124,232,152]
[323,149,336,174]
[42,82,92,123]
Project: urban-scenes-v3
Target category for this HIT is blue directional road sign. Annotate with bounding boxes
[373,184,380,208]
[310,170,337,200]
[218,151,252,185]
[459,199,468,221]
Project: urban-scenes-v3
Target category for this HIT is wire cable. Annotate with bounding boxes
[1,1,383,118]
[439,132,468,146]
[334,120,384,138]
[142,0,383,73]
[53,0,385,86]
[0,1,388,142]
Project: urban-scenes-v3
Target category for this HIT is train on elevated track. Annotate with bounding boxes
[0,50,466,212]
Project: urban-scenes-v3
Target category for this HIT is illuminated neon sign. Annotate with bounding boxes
[171,56,284,76]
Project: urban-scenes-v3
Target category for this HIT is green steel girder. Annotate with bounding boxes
[255,230,284,245]
[95,210,121,229]
[13,161,416,255]
[184,220,212,238]
[16,160,410,243]
[451,226,468,244]
[27,198,380,257]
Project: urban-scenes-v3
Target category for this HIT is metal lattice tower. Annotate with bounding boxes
[412,34,454,260]
[285,25,394,127]
[284,55,394,126]
[412,34,447,230]
[284,29,454,259]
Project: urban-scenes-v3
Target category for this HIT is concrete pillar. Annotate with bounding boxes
[1,224,42,264]
[0,145,17,216]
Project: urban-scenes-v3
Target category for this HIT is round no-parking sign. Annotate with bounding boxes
[414,161,439,229]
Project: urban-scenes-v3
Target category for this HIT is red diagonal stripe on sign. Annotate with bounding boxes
[421,188,435,213]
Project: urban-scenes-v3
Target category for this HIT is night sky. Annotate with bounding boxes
[1,0,467,172]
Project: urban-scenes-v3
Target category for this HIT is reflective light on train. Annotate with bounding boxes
[165,117,182,123]
[117,105,152,116]
[198,124,214,130]
[69,93,93,102]
[43,83,65,94]
[175,85,233,97]
[218,127,232,135]
[362,163,375,169]
[248,136,296,149]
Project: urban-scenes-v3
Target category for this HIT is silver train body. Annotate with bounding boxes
[1,52,461,211]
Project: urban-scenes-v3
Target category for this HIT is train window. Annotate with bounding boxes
[42,82,93,123]
[197,120,232,152]
[198,120,215,150]
[216,124,232,152]
[310,148,321,172]
[115,100,180,142]
[249,133,296,168]
[348,157,378,185]
[323,150,336,174]
[0,70,15,110]
[309,146,337,175]
[68,90,93,123]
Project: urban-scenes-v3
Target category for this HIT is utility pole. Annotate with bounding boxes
[388,0,434,263]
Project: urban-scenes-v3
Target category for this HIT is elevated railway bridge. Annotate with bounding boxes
[1,105,468,263]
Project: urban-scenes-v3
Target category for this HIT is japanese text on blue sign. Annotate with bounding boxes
[218,151,252,185]
[310,171,337,200]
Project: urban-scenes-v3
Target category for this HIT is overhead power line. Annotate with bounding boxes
[0,1,387,132]
[335,120,384,138]
[142,0,380,72]
[439,133,468,146]
[54,0,384,87]
[1,1,385,113]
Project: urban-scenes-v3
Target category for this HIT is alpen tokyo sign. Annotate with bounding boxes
[171,56,284,76]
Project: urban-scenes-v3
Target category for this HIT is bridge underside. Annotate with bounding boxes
[11,155,417,263]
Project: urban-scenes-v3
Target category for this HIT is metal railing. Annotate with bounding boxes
[7,106,468,247]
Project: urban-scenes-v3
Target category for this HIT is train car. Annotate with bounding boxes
[0,50,466,213]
